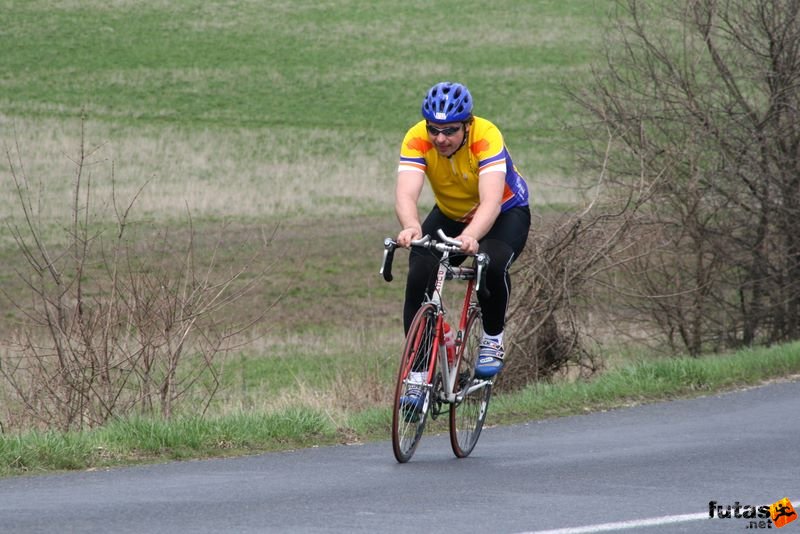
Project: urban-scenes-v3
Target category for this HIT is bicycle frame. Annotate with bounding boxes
[384,229,491,406]
[383,229,494,462]
[423,255,480,406]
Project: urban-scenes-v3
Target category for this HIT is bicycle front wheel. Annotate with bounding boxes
[449,306,492,458]
[392,303,437,463]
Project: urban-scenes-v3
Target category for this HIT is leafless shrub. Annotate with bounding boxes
[1,121,273,432]
[499,133,660,390]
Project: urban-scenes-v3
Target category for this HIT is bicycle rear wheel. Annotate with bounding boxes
[449,306,492,458]
[392,303,437,463]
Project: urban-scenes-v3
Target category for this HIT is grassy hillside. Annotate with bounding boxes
[1,1,605,131]
[1,0,607,220]
[3,2,800,471]
[1,0,610,334]
[0,0,619,433]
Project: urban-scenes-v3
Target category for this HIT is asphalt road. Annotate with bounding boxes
[1,380,798,533]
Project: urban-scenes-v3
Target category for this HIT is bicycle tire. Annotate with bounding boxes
[392,303,437,463]
[449,305,492,458]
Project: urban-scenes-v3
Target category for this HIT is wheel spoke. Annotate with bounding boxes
[450,307,491,458]
[392,304,436,463]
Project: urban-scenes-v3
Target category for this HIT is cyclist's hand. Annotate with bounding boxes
[456,233,479,254]
[397,226,422,248]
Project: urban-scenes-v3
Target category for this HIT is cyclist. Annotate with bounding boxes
[395,81,531,409]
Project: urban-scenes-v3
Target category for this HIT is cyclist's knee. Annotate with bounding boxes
[480,240,514,277]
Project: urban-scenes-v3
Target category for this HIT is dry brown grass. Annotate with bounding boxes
[0,115,403,223]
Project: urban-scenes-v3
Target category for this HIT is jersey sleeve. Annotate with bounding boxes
[470,119,529,210]
[470,124,508,176]
[398,123,431,174]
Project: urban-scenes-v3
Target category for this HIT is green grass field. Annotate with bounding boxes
[1,0,609,415]
[1,0,606,223]
[3,341,799,476]
[3,1,800,474]
[1,0,609,335]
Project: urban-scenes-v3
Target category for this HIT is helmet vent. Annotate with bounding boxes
[421,82,473,123]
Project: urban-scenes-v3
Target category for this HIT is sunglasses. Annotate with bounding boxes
[426,123,463,137]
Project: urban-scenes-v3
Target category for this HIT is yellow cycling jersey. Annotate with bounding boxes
[398,116,529,222]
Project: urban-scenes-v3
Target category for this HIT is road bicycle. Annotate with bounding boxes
[380,229,494,463]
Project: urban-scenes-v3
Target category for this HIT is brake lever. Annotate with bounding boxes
[380,238,397,282]
[475,252,490,297]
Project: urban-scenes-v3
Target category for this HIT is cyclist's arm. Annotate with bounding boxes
[395,169,425,247]
[457,170,505,254]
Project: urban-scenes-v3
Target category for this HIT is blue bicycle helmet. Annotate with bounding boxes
[421,82,473,123]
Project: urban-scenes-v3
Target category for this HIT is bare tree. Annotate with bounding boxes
[1,122,274,432]
[500,133,660,389]
[572,0,800,354]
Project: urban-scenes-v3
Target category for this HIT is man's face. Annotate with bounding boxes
[426,121,467,157]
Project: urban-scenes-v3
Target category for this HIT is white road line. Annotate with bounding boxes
[521,498,799,534]
[519,512,708,534]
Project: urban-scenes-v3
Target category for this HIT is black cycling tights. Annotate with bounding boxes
[403,205,531,336]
